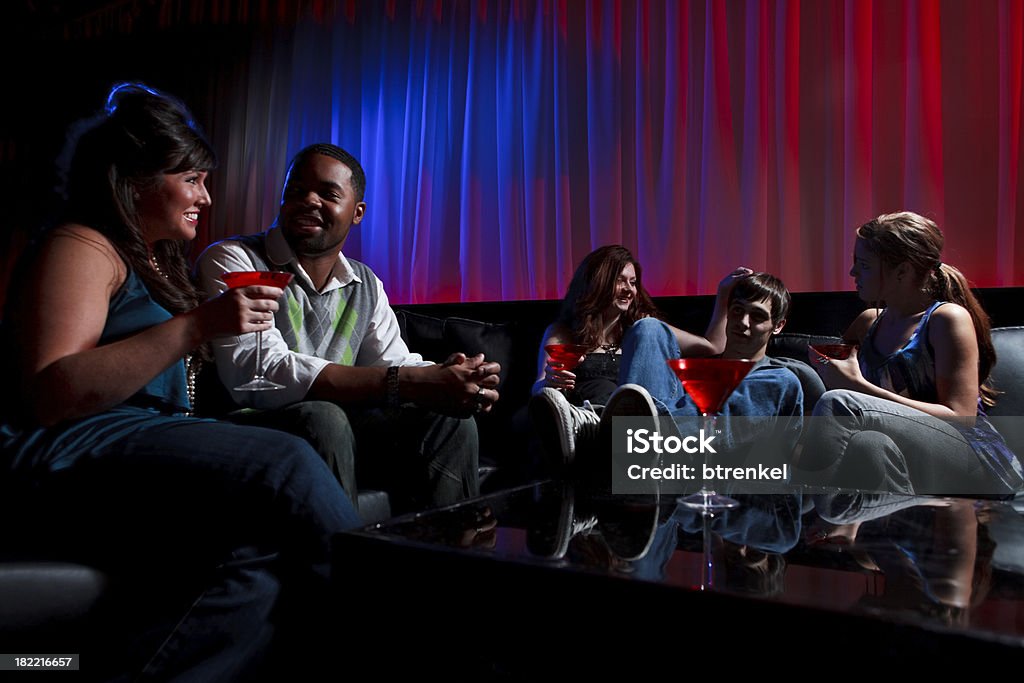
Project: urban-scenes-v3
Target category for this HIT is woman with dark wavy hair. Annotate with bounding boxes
[798,211,1022,496]
[0,83,359,679]
[532,244,747,405]
[528,245,749,465]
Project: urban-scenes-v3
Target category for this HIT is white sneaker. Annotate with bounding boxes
[599,383,660,441]
[598,384,664,490]
[529,388,601,464]
[598,385,663,454]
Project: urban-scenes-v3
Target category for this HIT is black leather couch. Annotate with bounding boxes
[4,287,1023,669]
[393,287,1024,470]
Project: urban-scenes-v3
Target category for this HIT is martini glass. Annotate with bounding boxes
[544,343,589,372]
[666,358,755,512]
[809,343,853,360]
[544,343,589,392]
[223,270,294,391]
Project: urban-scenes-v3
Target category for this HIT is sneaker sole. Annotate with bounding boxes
[600,383,660,444]
[530,390,575,465]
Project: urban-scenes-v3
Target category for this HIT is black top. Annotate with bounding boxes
[567,352,620,406]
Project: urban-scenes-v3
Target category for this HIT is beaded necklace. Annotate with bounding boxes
[150,254,198,416]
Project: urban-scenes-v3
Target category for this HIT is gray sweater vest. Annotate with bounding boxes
[228,234,379,366]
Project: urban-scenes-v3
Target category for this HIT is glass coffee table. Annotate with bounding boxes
[334,480,1024,676]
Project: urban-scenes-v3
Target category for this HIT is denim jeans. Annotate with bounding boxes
[618,318,685,411]
[230,401,479,515]
[617,318,803,454]
[227,401,358,507]
[8,416,360,681]
[797,389,1019,496]
[349,406,480,514]
[632,494,802,586]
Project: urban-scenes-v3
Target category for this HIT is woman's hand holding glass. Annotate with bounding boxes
[543,360,577,391]
[192,284,284,339]
[543,343,587,392]
[808,344,867,391]
[220,271,294,391]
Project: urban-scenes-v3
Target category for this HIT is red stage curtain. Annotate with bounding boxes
[7,1,1024,304]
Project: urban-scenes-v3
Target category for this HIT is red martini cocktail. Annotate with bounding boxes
[223,270,294,290]
[666,357,755,511]
[223,270,294,391]
[544,343,590,372]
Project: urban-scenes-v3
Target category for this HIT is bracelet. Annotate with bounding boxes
[386,365,401,410]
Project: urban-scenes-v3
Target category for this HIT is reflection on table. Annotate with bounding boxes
[349,479,1024,648]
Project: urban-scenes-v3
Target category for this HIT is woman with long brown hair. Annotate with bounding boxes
[532,244,748,405]
[529,244,749,463]
[0,82,360,678]
[799,211,1022,496]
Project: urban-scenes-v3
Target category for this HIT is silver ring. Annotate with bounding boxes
[476,384,485,396]
[816,356,830,366]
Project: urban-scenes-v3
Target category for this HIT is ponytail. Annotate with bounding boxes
[931,263,998,407]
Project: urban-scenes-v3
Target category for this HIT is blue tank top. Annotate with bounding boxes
[860,302,1023,491]
[858,301,943,402]
[2,269,200,474]
[101,269,191,412]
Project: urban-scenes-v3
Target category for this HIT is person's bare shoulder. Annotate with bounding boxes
[46,224,126,288]
[929,303,976,343]
[541,322,574,345]
[844,308,879,345]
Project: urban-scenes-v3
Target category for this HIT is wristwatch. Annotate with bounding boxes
[386,365,401,410]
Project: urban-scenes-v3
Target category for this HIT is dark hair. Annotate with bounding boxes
[728,272,791,324]
[556,245,661,350]
[58,82,215,315]
[285,143,366,201]
[857,212,997,406]
[719,542,787,596]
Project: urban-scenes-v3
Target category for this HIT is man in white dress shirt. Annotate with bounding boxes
[197,143,500,513]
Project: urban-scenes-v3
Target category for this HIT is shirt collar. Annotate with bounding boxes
[265,225,362,293]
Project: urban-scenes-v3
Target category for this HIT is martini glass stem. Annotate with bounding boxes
[701,508,713,590]
[678,411,737,511]
[699,412,716,503]
[253,330,265,381]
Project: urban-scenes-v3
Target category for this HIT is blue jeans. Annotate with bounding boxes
[618,318,685,411]
[797,390,1020,496]
[350,406,480,514]
[229,402,480,515]
[227,401,360,507]
[617,319,803,469]
[632,494,802,588]
[8,416,360,681]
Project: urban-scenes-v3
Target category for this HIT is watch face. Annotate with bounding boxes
[387,365,400,409]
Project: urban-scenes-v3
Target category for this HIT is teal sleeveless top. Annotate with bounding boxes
[860,302,1023,491]
[2,269,203,474]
